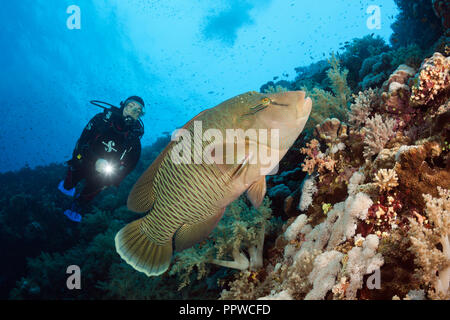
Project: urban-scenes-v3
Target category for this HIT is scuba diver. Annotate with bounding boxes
[58,96,145,222]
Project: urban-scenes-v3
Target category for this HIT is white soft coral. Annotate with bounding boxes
[408,187,450,299]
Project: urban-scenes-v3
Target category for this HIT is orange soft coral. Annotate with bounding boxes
[300,139,336,175]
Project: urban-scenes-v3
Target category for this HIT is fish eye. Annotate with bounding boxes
[261,97,270,105]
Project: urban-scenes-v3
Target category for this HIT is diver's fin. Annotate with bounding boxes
[115,218,172,277]
[174,208,225,251]
[246,176,266,208]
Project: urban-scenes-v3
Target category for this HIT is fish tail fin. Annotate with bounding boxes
[115,218,172,277]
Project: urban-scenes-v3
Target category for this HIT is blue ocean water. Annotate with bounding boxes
[0,0,398,172]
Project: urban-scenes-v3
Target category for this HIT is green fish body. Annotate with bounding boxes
[115,90,312,276]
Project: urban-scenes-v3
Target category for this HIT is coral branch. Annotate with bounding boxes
[211,247,250,271]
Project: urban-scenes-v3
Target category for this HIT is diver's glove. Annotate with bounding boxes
[58,180,76,197]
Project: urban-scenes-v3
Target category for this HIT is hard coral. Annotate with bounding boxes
[314,118,348,154]
[374,168,399,192]
[359,195,403,238]
[349,88,379,127]
[362,114,397,159]
[411,52,450,106]
[359,52,393,90]
[381,65,416,118]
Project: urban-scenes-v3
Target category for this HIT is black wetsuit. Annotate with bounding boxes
[63,107,142,204]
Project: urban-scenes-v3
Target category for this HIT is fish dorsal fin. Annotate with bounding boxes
[174,208,225,251]
[246,176,266,209]
[128,109,209,213]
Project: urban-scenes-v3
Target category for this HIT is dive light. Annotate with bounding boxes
[95,159,115,176]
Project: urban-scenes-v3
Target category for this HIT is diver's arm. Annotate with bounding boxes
[74,112,108,158]
[114,141,141,186]
[125,141,141,174]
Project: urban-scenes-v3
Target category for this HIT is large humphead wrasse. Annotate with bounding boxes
[115,90,312,276]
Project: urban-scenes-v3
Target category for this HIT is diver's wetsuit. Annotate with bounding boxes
[63,107,142,205]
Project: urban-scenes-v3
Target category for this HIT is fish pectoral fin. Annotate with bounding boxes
[174,208,225,251]
[208,142,251,180]
[115,218,172,277]
[224,151,252,181]
[246,176,266,209]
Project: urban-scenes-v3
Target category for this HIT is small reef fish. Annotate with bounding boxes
[115,90,312,276]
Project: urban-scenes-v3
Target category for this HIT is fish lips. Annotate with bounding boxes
[262,90,312,127]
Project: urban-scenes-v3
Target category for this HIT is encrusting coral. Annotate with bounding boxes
[394,140,450,210]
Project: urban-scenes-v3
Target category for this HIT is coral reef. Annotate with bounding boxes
[300,139,336,175]
[373,169,399,192]
[394,140,450,210]
[362,114,397,159]
[220,33,450,300]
